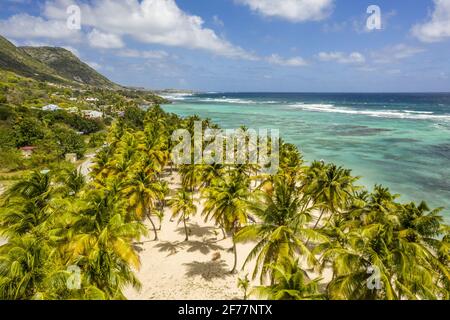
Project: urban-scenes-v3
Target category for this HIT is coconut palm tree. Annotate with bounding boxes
[0,235,50,299]
[305,163,359,230]
[169,189,197,241]
[237,274,250,300]
[142,124,170,172]
[68,189,146,299]
[90,146,113,180]
[180,164,200,195]
[122,167,164,240]
[0,171,54,237]
[321,197,447,300]
[252,257,325,300]
[199,163,224,188]
[58,168,86,196]
[202,173,250,273]
[235,177,326,283]
[278,141,304,184]
[6,171,52,204]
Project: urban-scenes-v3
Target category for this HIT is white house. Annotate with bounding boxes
[82,110,103,119]
[42,104,61,111]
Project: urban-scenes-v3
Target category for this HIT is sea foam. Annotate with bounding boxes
[288,103,450,121]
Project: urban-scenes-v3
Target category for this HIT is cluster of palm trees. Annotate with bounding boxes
[170,124,450,300]
[0,106,173,299]
[0,105,449,300]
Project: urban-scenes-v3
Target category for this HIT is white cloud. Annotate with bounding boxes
[317,52,365,64]
[412,0,450,42]
[43,0,254,59]
[87,29,124,49]
[371,44,425,64]
[117,49,170,60]
[0,13,79,40]
[267,54,307,67]
[236,0,334,22]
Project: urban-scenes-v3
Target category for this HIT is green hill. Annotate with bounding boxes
[0,35,69,84]
[21,46,121,89]
[0,35,121,89]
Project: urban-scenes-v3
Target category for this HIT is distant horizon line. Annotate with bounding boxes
[149,90,450,94]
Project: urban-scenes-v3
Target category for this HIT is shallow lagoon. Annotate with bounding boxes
[163,93,450,222]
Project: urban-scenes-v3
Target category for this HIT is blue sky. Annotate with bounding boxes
[1,0,450,92]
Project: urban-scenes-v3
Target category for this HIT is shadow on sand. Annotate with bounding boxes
[155,241,186,256]
[175,222,219,239]
[183,260,230,281]
[155,238,224,256]
[185,240,224,255]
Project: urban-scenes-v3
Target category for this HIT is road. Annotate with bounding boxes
[78,152,97,180]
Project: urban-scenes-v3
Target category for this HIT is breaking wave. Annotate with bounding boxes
[288,103,450,121]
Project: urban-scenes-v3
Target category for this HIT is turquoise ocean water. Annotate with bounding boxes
[161,93,450,222]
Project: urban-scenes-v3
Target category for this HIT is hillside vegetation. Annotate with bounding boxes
[21,46,120,89]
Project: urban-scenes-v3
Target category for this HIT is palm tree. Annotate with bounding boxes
[305,163,359,230]
[199,163,224,188]
[123,167,164,240]
[202,173,250,273]
[6,171,52,204]
[180,164,200,195]
[90,146,113,180]
[278,141,304,184]
[237,274,250,300]
[68,189,146,299]
[0,171,54,237]
[235,177,326,283]
[58,168,86,196]
[321,197,446,300]
[252,257,325,300]
[142,124,169,172]
[0,235,50,299]
[169,189,197,241]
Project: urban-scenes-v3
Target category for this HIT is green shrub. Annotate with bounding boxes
[52,124,86,158]
[0,127,17,149]
[0,148,24,171]
[14,117,45,147]
[88,131,107,148]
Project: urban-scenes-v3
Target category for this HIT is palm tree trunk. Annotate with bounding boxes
[230,239,238,274]
[305,208,325,246]
[183,215,189,241]
[221,226,227,239]
[312,208,325,230]
[147,212,158,241]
